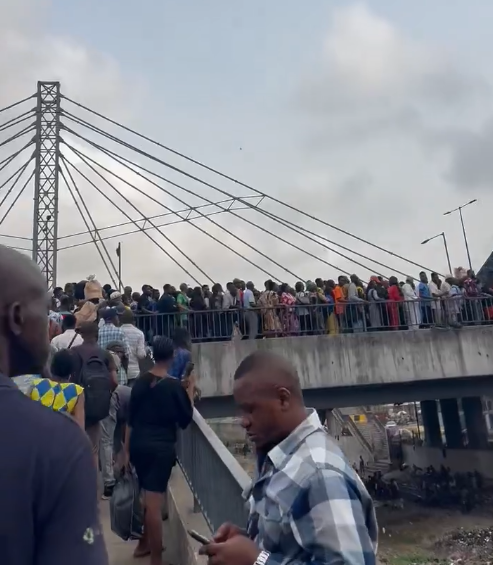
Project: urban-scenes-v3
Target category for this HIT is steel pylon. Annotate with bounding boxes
[32,81,61,289]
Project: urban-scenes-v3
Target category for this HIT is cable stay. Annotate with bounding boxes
[58,202,258,251]
[62,137,309,282]
[60,152,213,286]
[60,145,216,286]
[0,155,34,199]
[0,123,35,150]
[0,169,35,226]
[0,109,35,134]
[0,233,32,242]
[0,139,35,178]
[0,95,35,116]
[61,144,288,283]
[62,98,438,275]
[59,165,119,288]
[62,128,379,278]
[58,196,261,241]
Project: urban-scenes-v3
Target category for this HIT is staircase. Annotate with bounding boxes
[337,406,391,473]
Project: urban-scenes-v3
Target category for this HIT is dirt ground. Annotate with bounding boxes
[376,502,493,564]
[233,454,493,564]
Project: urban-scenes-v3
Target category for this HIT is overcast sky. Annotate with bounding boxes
[1,0,493,290]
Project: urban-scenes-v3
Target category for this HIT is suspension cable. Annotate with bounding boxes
[61,146,215,286]
[58,205,254,250]
[62,143,285,282]
[59,164,119,288]
[0,123,35,149]
[62,129,356,278]
[58,196,258,241]
[0,95,35,116]
[62,136,307,281]
[0,110,35,133]
[0,139,35,176]
[61,100,438,273]
[0,169,35,225]
[60,153,209,286]
[0,155,34,195]
[0,156,34,213]
[60,116,395,276]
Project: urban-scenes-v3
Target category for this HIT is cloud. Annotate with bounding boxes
[297,3,489,143]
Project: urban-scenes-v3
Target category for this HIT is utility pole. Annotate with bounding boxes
[32,81,61,289]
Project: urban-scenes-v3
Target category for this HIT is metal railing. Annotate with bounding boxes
[176,408,250,533]
[134,296,493,343]
[332,408,374,460]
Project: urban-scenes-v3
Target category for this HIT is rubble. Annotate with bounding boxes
[435,526,493,562]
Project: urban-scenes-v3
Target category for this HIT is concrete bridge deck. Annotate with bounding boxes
[194,326,493,417]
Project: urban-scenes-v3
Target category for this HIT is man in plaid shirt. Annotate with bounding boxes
[98,308,131,385]
[201,351,377,565]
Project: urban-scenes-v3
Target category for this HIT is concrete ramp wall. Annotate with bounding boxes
[194,327,493,398]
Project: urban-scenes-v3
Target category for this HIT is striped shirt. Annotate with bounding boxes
[244,409,377,565]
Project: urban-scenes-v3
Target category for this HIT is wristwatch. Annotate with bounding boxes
[254,550,270,565]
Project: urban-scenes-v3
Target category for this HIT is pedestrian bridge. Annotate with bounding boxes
[105,409,250,565]
[194,326,493,417]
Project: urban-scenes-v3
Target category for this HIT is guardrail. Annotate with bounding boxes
[176,408,250,533]
[332,408,374,460]
[134,296,493,343]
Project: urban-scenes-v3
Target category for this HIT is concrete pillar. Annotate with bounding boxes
[462,396,488,449]
[420,400,442,447]
[440,398,463,449]
[317,409,327,426]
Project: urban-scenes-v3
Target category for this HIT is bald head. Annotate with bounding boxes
[233,351,306,452]
[234,350,302,399]
[0,246,49,378]
[0,246,46,303]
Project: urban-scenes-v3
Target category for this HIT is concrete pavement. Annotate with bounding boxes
[100,500,174,565]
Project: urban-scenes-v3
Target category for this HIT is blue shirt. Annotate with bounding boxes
[0,374,108,565]
[417,282,431,300]
[168,348,192,380]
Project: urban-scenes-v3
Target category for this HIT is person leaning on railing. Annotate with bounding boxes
[200,350,377,565]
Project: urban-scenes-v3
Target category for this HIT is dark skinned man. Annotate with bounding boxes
[0,245,108,565]
[201,351,377,565]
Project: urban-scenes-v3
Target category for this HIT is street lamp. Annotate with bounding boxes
[443,199,477,271]
[421,232,452,274]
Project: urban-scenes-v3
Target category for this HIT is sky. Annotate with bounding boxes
[1,0,493,289]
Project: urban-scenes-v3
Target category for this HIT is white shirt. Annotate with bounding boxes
[222,291,237,309]
[121,323,146,381]
[402,284,417,301]
[428,282,444,309]
[242,288,255,309]
[51,329,83,351]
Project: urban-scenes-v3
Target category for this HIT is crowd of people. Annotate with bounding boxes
[406,465,487,513]
[47,268,493,346]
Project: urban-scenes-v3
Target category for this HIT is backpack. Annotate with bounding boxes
[76,349,112,425]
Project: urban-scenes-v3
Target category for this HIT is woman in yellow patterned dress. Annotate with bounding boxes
[29,349,85,429]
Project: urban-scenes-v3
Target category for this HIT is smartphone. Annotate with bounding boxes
[184,362,195,378]
[187,529,210,545]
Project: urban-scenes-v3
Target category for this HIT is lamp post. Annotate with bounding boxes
[421,232,452,274]
[116,242,122,291]
[443,199,477,271]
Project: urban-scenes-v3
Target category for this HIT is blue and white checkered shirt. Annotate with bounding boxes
[244,409,377,565]
[98,322,131,385]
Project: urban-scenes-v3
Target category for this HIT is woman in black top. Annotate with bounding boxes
[126,336,193,564]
